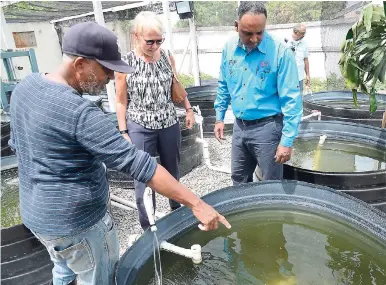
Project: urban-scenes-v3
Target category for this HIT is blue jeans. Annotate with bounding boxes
[231,115,283,184]
[31,212,119,285]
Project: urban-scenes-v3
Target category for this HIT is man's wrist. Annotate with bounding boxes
[215,120,224,124]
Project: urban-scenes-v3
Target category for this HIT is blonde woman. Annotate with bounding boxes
[115,11,195,230]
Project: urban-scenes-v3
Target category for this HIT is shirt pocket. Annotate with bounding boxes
[255,68,277,92]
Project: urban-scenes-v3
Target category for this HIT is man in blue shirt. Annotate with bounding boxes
[214,2,303,184]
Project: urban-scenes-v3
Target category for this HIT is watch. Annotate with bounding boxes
[119,129,129,134]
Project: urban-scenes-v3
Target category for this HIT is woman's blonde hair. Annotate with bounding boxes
[132,11,164,36]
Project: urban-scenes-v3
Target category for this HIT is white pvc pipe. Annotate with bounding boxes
[196,138,232,174]
[301,111,321,121]
[193,106,231,174]
[110,194,166,219]
[143,187,156,227]
[111,200,134,212]
[160,241,202,264]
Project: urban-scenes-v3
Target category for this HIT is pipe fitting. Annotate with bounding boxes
[301,111,322,121]
[160,241,202,264]
[195,138,231,174]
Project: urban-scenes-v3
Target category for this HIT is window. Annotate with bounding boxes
[12,31,37,48]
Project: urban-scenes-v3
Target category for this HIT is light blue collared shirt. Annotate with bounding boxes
[214,32,303,147]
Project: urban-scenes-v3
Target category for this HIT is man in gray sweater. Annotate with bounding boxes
[10,22,230,285]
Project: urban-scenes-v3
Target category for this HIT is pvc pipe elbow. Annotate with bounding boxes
[191,244,202,264]
[319,134,327,145]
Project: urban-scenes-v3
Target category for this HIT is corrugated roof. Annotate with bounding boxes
[3,1,140,23]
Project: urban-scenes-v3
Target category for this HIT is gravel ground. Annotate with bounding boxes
[110,134,233,256]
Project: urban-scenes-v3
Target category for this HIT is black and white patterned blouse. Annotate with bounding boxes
[123,49,177,129]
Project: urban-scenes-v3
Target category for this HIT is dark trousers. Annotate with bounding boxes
[231,115,283,185]
[127,119,181,230]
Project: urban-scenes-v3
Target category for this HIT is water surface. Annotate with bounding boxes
[288,138,386,172]
[135,209,386,285]
[1,168,22,228]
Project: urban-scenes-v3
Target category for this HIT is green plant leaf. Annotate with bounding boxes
[352,22,358,38]
[348,60,366,72]
[378,60,386,82]
[372,6,385,22]
[369,47,385,71]
[352,39,381,56]
[346,28,354,40]
[346,60,361,84]
[340,39,347,52]
[352,89,358,108]
[369,88,378,113]
[360,82,368,94]
[363,5,374,32]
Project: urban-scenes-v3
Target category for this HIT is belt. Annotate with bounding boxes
[236,114,280,126]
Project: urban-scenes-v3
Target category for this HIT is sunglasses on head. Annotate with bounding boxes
[144,38,165,46]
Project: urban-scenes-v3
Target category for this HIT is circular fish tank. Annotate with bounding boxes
[186,85,234,135]
[1,168,53,285]
[284,120,386,212]
[303,91,386,127]
[1,122,14,157]
[116,181,386,285]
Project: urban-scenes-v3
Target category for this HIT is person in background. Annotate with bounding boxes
[214,1,303,184]
[285,23,310,94]
[115,11,196,230]
[9,21,230,285]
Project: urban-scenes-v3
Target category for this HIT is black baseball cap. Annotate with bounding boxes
[62,22,134,74]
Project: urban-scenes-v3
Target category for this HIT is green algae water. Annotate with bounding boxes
[1,169,22,228]
[134,209,386,285]
[288,138,386,172]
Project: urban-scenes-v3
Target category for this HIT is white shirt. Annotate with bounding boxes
[285,39,309,81]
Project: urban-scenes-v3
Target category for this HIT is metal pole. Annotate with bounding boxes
[162,0,174,54]
[189,17,200,86]
[92,0,117,112]
[178,35,191,74]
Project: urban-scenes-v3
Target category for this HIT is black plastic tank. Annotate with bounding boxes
[303,91,386,127]
[1,122,14,157]
[115,181,386,285]
[186,84,234,135]
[1,168,53,285]
[284,120,386,212]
